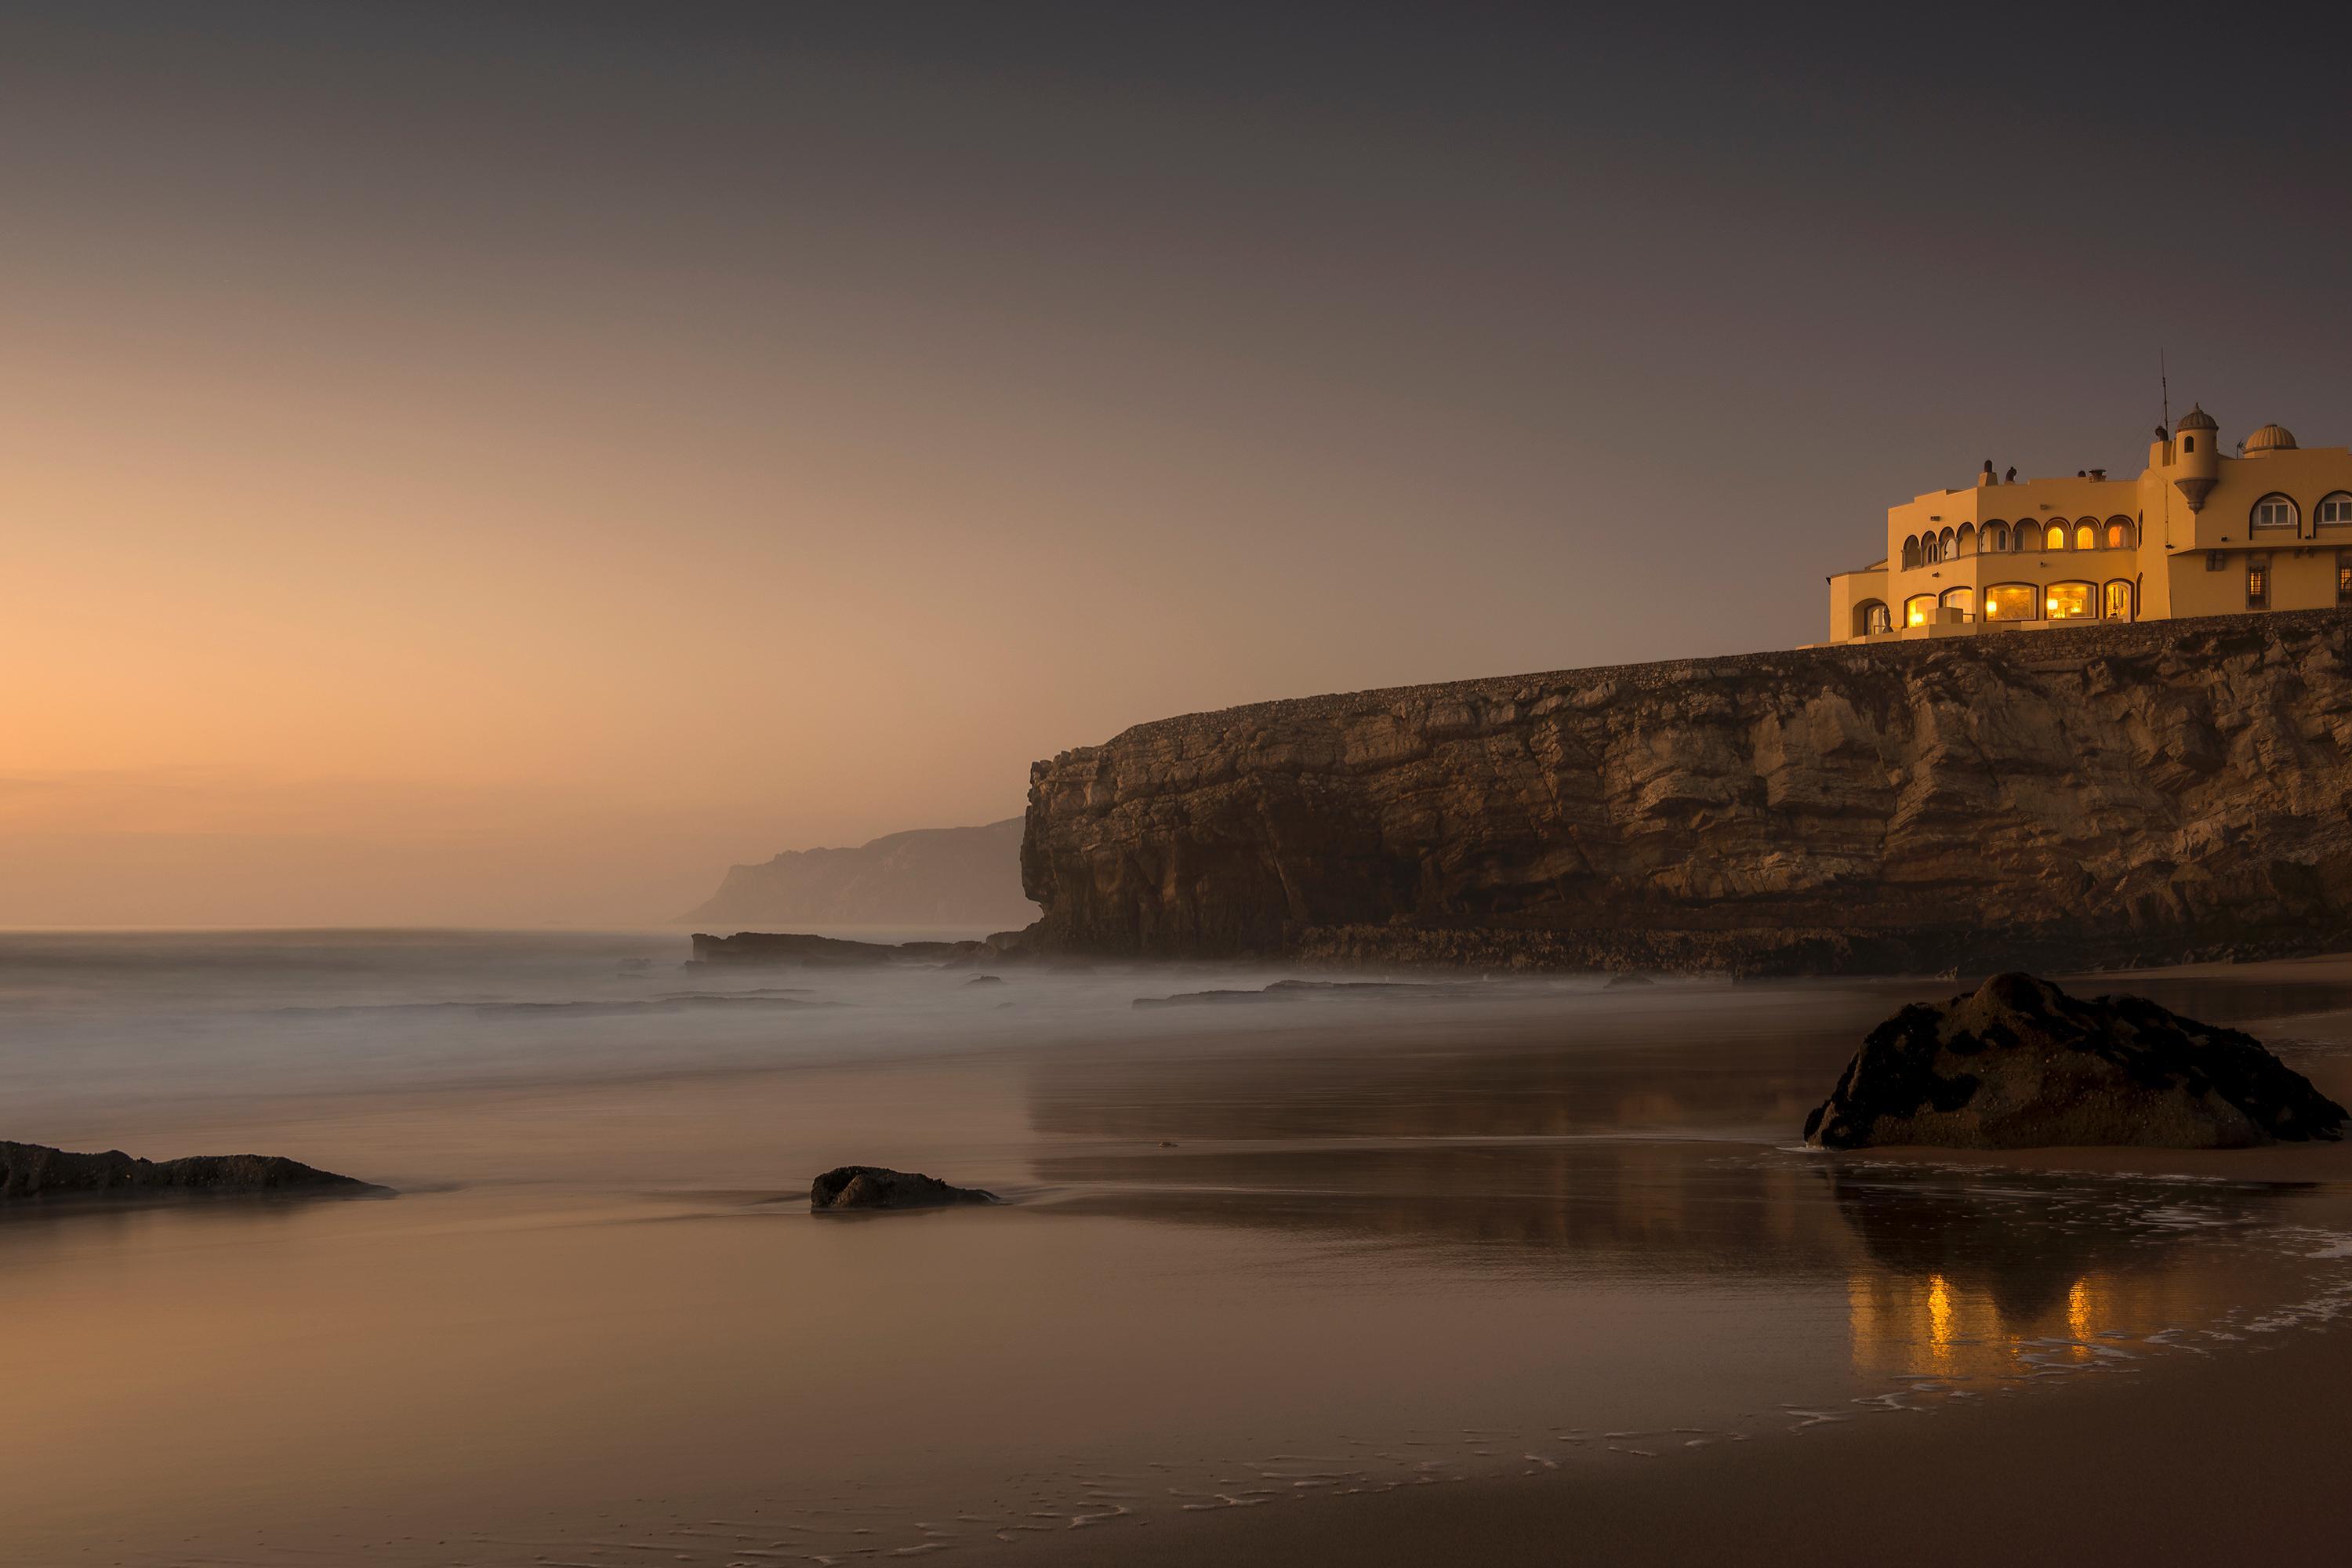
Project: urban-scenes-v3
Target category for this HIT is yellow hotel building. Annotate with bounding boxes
[1824,407,2352,644]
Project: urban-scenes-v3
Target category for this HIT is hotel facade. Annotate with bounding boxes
[1824,408,2352,644]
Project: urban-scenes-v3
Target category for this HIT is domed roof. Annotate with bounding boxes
[2174,404,2218,434]
[2245,422,2298,453]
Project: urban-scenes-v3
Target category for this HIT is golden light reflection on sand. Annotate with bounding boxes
[1845,1265,2227,1385]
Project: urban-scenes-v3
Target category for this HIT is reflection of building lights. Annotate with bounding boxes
[2068,1277,2094,1358]
[1928,1273,1954,1349]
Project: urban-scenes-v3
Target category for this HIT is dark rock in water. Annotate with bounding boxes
[0,1141,389,1200]
[810,1165,998,1212]
[965,975,1005,987]
[1605,973,1657,988]
[1133,986,1301,1009]
[691,931,985,967]
[1134,978,1468,1008]
[1803,973,2350,1150]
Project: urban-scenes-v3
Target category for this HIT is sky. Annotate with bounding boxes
[5,2,2350,926]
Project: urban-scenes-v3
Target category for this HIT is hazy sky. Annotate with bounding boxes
[5,3,2350,925]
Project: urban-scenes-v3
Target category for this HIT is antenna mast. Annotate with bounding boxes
[2161,348,2170,432]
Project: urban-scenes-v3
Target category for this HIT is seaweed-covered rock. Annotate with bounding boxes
[1802,973,2348,1149]
[0,1141,388,1200]
[809,1165,998,1212]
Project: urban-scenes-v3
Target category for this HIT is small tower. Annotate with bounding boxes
[2172,404,2220,513]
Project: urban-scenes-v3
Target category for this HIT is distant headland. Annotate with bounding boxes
[682,818,1037,930]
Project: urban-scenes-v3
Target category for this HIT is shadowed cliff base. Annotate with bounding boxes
[1021,611,2352,975]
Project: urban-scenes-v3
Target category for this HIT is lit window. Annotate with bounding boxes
[2104,581,2133,620]
[1864,602,1892,634]
[1983,584,2037,621]
[1904,594,1936,627]
[2074,524,2096,550]
[2338,554,2352,606]
[2248,557,2270,609]
[2319,493,2352,526]
[2106,521,2131,549]
[1939,587,1973,622]
[2045,523,2067,550]
[2045,583,2093,619]
[2252,495,2298,531]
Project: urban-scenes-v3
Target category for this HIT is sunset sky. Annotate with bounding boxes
[6,3,2350,926]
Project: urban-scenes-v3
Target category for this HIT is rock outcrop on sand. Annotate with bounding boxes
[0,1141,387,1200]
[1802,973,2349,1149]
[809,1166,998,1212]
[690,931,984,967]
[1021,612,2352,974]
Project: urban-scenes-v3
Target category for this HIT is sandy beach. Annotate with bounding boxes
[5,935,2351,1566]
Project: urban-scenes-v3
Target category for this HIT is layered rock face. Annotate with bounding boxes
[1022,612,2352,973]
[1803,974,2348,1149]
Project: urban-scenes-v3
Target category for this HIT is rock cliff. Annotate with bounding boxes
[1021,612,2352,974]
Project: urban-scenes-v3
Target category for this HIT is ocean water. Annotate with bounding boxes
[3,931,2351,1566]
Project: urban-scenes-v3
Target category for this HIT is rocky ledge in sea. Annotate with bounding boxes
[809,1165,999,1212]
[0,1140,390,1200]
[1802,973,2349,1149]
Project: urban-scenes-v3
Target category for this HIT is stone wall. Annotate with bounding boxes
[1020,612,2352,974]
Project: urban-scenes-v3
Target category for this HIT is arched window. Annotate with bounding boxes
[1939,527,1957,560]
[1983,583,2037,621]
[1904,593,1937,627]
[2251,494,2299,532]
[2016,524,2035,553]
[2045,581,2095,619]
[1939,586,1973,622]
[1956,523,1976,555]
[1986,521,2009,552]
[1854,600,1891,637]
[2103,580,2135,620]
[2318,492,2352,527]
[2105,517,2134,549]
[2045,522,2068,550]
[2074,521,2096,551]
[1902,535,1922,569]
[2183,435,2197,454]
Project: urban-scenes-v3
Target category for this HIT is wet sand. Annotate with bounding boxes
[4,935,2351,1566]
[994,1312,2352,1566]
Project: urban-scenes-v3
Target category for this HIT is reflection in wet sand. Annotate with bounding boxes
[1031,1040,2352,1411]
[1828,1167,2314,1388]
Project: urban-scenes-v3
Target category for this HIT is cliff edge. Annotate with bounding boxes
[1021,612,2352,974]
